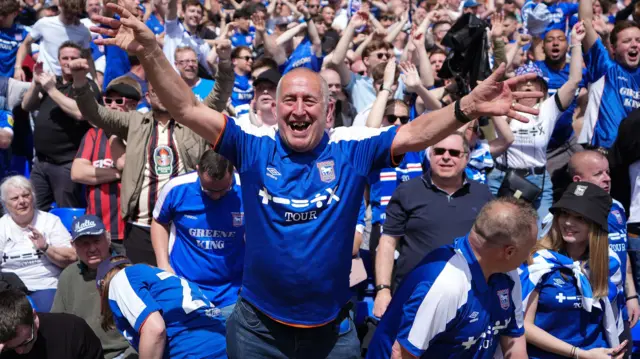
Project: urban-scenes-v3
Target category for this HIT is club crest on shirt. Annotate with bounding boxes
[232,212,244,227]
[612,210,623,225]
[497,289,510,310]
[154,145,174,175]
[316,160,336,183]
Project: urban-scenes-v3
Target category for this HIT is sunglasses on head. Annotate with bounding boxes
[433,147,466,157]
[386,115,409,124]
[103,97,127,105]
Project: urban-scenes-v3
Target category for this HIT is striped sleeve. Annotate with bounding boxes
[503,270,525,337]
[397,254,471,356]
[329,126,403,177]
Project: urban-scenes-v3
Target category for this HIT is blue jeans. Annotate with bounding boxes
[219,303,236,320]
[487,168,553,233]
[226,297,360,359]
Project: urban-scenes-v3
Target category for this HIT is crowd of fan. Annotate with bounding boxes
[0,0,640,357]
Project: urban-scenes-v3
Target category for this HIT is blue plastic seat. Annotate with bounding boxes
[49,208,86,233]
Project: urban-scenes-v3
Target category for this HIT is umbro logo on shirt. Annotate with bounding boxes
[266,167,281,180]
[618,76,629,82]
[468,311,479,323]
[184,215,198,220]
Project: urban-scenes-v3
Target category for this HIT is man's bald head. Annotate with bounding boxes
[568,150,611,192]
[473,197,538,247]
[276,68,330,110]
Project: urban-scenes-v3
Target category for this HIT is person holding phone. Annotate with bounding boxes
[521,182,628,359]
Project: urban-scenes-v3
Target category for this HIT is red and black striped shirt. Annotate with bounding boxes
[75,128,125,240]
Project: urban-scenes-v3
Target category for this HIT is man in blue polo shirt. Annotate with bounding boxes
[578,0,640,148]
[87,5,543,356]
[151,149,244,319]
[367,198,538,359]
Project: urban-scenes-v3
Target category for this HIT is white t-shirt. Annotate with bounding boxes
[495,96,562,169]
[628,160,640,224]
[352,104,373,127]
[29,16,92,75]
[0,211,73,291]
[163,18,211,74]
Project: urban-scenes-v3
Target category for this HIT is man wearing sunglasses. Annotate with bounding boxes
[71,75,142,255]
[374,132,493,316]
[0,288,103,358]
[151,149,244,319]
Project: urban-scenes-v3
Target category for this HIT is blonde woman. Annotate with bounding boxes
[96,255,227,359]
[520,182,627,359]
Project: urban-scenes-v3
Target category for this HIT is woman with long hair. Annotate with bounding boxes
[520,182,627,358]
[96,255,227,359]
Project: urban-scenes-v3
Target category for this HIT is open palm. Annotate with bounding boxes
[90,3,157,56]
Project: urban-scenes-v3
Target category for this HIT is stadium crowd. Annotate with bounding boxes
[0,0,640,357]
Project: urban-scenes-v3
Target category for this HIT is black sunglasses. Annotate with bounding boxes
[308,4,319,8]
[386,115,409,124]
[375,53,389,60]
[381,15,395,21]
[433,147,466,157]
[236,56,253,61]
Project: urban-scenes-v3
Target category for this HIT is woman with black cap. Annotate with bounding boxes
[520,182,628,359]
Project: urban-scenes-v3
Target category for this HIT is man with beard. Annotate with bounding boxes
[68,41,234,265]
[175,46,214,102]
[579,0,640,148]
[536,29,586,187]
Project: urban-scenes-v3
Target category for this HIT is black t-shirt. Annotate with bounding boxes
[0,312,104,359]
[34,78,101,164]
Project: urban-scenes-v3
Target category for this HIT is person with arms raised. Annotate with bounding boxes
[86,3,543,356]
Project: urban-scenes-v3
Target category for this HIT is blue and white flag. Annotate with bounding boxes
[519,249,621,347]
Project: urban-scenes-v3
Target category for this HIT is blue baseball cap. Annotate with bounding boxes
[515,63,546,82]
[71,214,106,242]
[463,0,480,8]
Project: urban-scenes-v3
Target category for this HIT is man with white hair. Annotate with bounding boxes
[87,4,543,356]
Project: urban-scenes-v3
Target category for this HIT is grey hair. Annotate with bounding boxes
[275,68,330,119]
[0,175,35,212]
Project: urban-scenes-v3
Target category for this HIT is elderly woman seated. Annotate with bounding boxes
[0,175,76,311]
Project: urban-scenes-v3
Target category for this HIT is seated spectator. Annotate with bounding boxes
[0,288,104,358]
[51,215,135,359]
[521,182,626,358]
[373,132,494,316]
[0,175,76,312]
[151,150,244,319]
[96,255,227,358]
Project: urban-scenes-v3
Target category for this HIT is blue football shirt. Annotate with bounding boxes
[0,23,28,77]
[231,73,253,118]
[280,37,323,75]
[145,14,165,35]
[609,199,628,319]
[579,39,640,148]
[214,117,400,326]
[108,264,227,359]
[153,171,245,308]
[230,28,255,49]
[192,78,215,102]
[544,2,579,32]
[367,235,524,358]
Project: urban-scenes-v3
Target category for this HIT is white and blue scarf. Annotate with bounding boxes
[519,249,622,347]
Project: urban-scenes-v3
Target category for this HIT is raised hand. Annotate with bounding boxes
[491,12,504,39]
[349,11,368,29]
[216,39,232,61]
[571,20,586,45]
[91,3,157,56]
[32,62,43,85]
[517,33,532,48]
[251,13,265,33]
[296,0,310,18]
[399,62,420,92]
[69,58,90,84]
[27,225,47,251]
[223,22,238,38]
[382,60,396,91]
[39,71,57,92]
[464,63,543,123]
